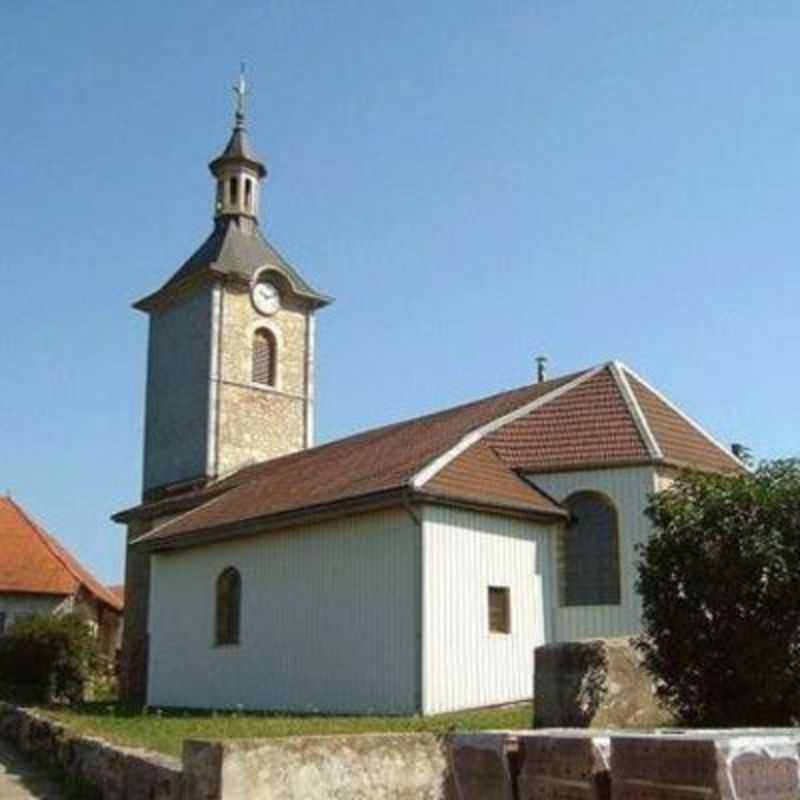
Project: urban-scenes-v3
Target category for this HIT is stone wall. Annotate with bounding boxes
[3,703,800,800]
[0,702,182,799]
[215,283,309,476]
[184,734,456,800]
[534,637,672,728]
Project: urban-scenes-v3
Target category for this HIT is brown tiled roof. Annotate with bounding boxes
[131,361,743,550]
[0,497,123,612]
[425,441,560,515]
[486,366,651,471]
[626,370,742,473]
[134,371,584,546]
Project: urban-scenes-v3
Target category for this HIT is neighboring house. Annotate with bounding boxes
[114,90,744,713]
[0,497,123,659]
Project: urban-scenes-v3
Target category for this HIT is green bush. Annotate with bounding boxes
[0,613,98,704]
[636,460,800,726]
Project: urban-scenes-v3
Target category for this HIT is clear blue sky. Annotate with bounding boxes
[1,3,797,583]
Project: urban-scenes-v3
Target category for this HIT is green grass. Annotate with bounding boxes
[39,702,533,758]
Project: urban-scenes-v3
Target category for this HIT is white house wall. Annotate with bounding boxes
[147,507,420,714]
[421,505,556,715]
[0,593,70,631]
[527,466,657,641]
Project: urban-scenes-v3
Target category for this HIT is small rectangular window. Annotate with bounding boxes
[488,586,510,634]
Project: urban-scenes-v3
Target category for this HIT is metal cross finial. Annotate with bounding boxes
[233,62,247,126]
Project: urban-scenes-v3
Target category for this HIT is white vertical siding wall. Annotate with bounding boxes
[421,505,555,715]
[528,466,658,641]
[148,508,420,714]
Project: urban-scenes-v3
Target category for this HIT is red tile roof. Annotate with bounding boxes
[134,372,582,545]
[625,370,743,474]
[106,585,125,607]
[0,497,123,612]
[486,367,651,471]
[425,441,561,515]
[129,362,743,550]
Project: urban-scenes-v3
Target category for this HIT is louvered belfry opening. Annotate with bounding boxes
[252,328,276,386]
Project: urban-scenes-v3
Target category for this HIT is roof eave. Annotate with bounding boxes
[132,268,224,313]
[519,456,746,476]
[132,483,568,553]
[133,267,333,314]
[412,491,568,523]
[132,487,411,552]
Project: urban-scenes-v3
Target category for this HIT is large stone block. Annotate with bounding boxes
[612,733,800,800]
[448,732,514,800]
[183,733,455,800]
[534,638,671,729]
[516,732,610,800]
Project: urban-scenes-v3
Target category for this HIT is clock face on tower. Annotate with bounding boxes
[252,280,280,316]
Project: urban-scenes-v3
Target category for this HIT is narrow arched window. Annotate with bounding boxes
[215,567,241,645]
[244,178,253,211]
[558,492,621,606]
[252,328,276,386]
[229,177,238,205]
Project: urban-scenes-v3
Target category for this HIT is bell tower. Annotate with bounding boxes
[135,70,332,500]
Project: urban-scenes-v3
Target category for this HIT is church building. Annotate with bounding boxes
[114,81,744,713]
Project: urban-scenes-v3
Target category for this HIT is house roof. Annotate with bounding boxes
[0,497,123,612]
[126,361,744,552]
[106,585,125,607]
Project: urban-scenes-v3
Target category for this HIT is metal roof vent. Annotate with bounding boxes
[535,355,548,383]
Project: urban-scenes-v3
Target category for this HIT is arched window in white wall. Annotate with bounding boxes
[244,178,253,211]
[252,328,276,387]
[215,567,241,645]
[229,177,238,206]
[559,492,621,606]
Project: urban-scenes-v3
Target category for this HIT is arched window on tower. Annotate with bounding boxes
[229,177,238,206]
[215,567,241,645]
[244,178,253,211]
[252,328,276,387]
[558,492,621,606]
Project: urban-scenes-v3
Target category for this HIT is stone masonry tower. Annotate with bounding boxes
[136,74,331,501]
[116,75,330,704]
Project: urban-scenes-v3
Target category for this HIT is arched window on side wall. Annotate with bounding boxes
[252,328,276,387]
[215,567,241,645]
[558,492,621,606]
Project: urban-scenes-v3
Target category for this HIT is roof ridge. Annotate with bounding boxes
[4,497,121,610]
[410,364,607,490]
[621,364,747,471]
[215,368,594,483]
[609,361,663,460]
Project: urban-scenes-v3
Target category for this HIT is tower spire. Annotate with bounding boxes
[209,66,267,223]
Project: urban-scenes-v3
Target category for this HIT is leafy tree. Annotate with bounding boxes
[636,460,800,726]
[0,613,98,703]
